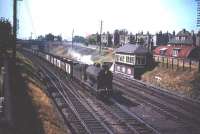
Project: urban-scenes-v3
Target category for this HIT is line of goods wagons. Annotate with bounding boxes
[28,49,113,96]
[36,50,72,76]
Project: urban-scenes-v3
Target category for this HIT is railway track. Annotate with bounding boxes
[21,49,200,133]
[114,74,200,110]
[19,49,200,134]
[23,49,200,134]
[108,98,159,134]
[113,74,200,132]
[25,51,161,134]
[62,70,160,134]
[70,78,160,134]
[24,52,114,134]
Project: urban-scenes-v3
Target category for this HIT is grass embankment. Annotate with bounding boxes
[141,66,200,101]
[14,52,70,134]
[94,49,115,63]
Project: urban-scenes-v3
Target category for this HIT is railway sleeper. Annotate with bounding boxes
[87,123,104,128]
[77,109,90,114]
[80,116,96,120]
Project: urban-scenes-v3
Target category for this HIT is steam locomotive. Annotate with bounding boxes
[84,63,113,96]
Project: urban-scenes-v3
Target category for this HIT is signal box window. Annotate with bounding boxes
[136,56,146,65]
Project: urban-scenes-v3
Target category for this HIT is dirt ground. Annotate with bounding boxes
[141,66,200,101]
[12,53,71,134]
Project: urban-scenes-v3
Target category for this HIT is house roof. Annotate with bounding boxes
[116,43,149,54]
[167,29,194,45]
[153,45,195,58]
[177,29,191,37]
[168,39,193,45]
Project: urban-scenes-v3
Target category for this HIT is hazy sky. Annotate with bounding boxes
[0,0,197,39]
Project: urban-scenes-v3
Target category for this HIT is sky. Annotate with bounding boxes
[0,0,197,40]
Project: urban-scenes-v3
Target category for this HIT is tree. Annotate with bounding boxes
[86,34,97,45]
[107,32,113,47]
[37,35,45,41]
[119,29,128,35]
[0,18,12,51]
[129,33,135,44]
[45,33,54,41]
[54,35,62,41]
[57,35,62,41]
[96,32,101,44]
[113,29,120,46]
[73,36,85,43]
[139,38,145,44]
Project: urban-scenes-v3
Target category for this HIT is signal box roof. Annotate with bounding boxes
[116,43,149,54]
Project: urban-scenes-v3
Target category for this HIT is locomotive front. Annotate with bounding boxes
[86,63,113,96]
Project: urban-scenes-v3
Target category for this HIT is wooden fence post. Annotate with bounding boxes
[162,57,164,67]
[183,59,185,71]
[172,58,174,69]
[177,59,179,70]
[199,59,200,72]
[189,59,191,71]
[167,58,168,68]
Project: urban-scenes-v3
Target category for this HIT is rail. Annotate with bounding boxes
[114,75,200,132]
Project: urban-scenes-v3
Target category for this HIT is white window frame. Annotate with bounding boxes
[115,54,135,65]
[172,49,180,57]
[119,55,125,62]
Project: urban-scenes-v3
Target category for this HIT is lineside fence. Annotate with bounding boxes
[153,55,200,72]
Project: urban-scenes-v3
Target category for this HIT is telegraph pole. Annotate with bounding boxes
[13,0,22,60]
[72,28,74,49]
[99,20,103,54]
[13,0,17,60]
[30,32,33,39]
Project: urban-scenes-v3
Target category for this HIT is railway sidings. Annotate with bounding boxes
[113,75,200,133]
[20,49,200,134]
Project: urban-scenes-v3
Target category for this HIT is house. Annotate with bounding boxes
[135,31,152,45]
[153,31,173,46]
[168,29,196,46]
[114,43,152,79]
[119,34,129,46]
[154,45,196,59]
[119,30,129,46]
[153,29,200,65]
[196,31,200,47]
[101,32,113,47]
[136,31,154,51]
[101,33,107,46]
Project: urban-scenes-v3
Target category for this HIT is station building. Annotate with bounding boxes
[114,43,152,79]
